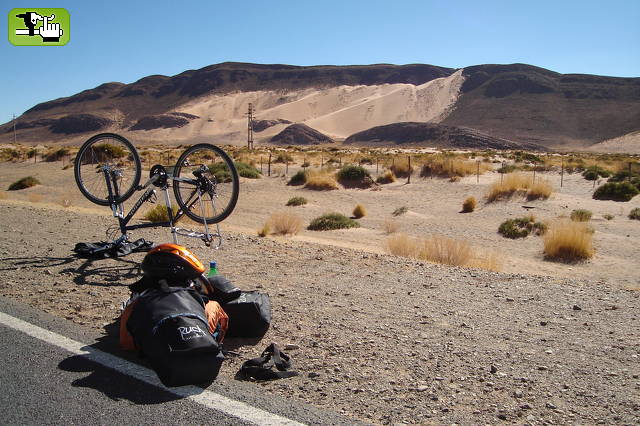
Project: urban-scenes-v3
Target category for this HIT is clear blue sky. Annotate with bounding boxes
[2,0,639,125]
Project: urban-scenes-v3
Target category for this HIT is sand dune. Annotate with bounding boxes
[141,69,465,144]
[588,130,640,154]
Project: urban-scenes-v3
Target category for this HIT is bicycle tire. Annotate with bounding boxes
[74,133,142,206]
[172,144,239,224]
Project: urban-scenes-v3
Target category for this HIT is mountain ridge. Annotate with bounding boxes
[3,61,639,151]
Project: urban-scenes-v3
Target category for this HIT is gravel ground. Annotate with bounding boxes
[1,200,639,425]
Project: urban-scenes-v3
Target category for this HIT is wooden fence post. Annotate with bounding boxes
[260,157,263,174]
[285,158,289,176]
[501,162,504,184]
[407,155,411,184]
[560,158,564,188]
[268,153,272,177]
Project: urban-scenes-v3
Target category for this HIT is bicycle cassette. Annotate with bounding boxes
[150,164,168,187]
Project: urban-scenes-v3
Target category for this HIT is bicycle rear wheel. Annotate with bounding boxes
[74,133,141,206]
[172,144,239,224]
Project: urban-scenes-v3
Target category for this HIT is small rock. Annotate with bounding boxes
[527,415,535,422]
[546,402,557,410]
[506,298,514,302]
[514,390,524,398]
[573,305,582,311]
[545,349,553,354]
[490,365,498,374]
[434,376,445,381]
[540,321,548,326]
[538,366,549,371]
[521,403,532,410]
[308,372,320,378]
[416,385,429,392]
[284,344,299,350]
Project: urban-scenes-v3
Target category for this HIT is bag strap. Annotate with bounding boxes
[239,343,298,380]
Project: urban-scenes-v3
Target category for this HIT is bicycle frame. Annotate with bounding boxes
[102,164,223,248]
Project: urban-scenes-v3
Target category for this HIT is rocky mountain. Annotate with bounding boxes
[271,123,333,145]
[344,122,544,151]
[2,62,639,151]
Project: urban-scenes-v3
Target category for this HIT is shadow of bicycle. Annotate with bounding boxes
[0,255,142,288]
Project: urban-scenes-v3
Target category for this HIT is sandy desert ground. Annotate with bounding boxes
[0,150,639,424]
[0,154,638,290]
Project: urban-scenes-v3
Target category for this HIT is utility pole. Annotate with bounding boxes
[246,103,254,150]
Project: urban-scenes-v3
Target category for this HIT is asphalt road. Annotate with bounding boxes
[0,296,358,425]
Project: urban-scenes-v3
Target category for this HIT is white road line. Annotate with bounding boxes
[0,311,304,426]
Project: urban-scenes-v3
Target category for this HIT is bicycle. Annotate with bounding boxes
[73,133,239,248]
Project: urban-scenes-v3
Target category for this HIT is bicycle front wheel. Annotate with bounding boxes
[172,144,239,224]
[74,133,142,206]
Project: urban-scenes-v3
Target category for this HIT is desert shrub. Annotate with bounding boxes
[208,163,233,182]
[266,211,303,235]
[234,161,261,179]
[0,148,21,162]
[273,152,293,163]
[352,204,367,218]
[304,170,338,190]
[308,213,360,231]
[8,176,40,190]
[336,165,371,188]
[143,205,177,223]
[461,196,477,213]
[593,182,639,202]
[392,206,408,216]
[92,143,127,161]
[570,209,592,222]
[543,220,594,261]
[497,164,517,174]
[603,213,614,221]
[359,157,373,165]
[376,170,396,184]
[383,218,400,234]
[286,196,307,206]
[582,165,611,181]
[527,179,553,200]
[498,216,546,239]
[390,159,413,178]
[288,170,308,186]
[629,208,640,220]
[44,147,70,162]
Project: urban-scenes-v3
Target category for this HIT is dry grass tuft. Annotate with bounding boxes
[390,159,414,178]
[304,169,338,190]
[376,170,396,184]
[352,204,367,219]
[527,179,553,200]
[383,218,400,234]
[385,233,501,271]
[543,219,594,261]
[267,211,303,235]
[420,156,490,178]
[418,235,473,266]
[486,173,552,202]
[461,196,477,213]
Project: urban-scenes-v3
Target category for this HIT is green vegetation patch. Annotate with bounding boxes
[593,182,639,202]
[286,196,308,206]
[8,176,40,191]
[498,216,547,239]
[308,213,360,231]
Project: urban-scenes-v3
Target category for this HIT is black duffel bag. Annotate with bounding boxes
[223,291,271,338]
[126,286,224,387]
